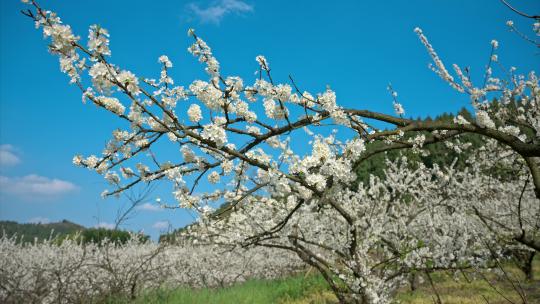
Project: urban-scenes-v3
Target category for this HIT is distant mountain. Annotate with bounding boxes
[1,220,151,244]
[0,219,86,243]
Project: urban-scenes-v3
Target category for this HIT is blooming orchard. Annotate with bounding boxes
[18,0,540,303]
[0,235,302,303]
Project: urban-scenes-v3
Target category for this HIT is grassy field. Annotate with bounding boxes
[395,260,540,304]
[109,273,330,304]
[111,257,540,303]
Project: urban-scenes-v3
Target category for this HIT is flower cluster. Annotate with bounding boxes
[88,25,110,56]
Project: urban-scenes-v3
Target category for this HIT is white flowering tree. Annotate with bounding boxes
[21,0,539,302]
[0,234,302,303]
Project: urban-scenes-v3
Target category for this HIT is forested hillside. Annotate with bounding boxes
[0,220,85,243]
[0,220,149,244]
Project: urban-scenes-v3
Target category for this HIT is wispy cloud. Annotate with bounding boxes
[136,203,163,212]
[0,174,78,199]
[28,217,50,224]
[0,144,21,167]
[95,222,115,229]
[187,0,253,24]
[152,221,170,230]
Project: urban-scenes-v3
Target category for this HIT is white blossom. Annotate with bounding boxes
[96,96,125,115]
[158,55,172,68]
[475,110,496,129]
[187,104,203,123]
[393,102,405,116]
[207,171,220,184]
[202,123,227,147]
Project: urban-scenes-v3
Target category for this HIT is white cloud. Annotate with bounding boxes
[28,217,50,224]
[0,145,21,167]
[0,174,78,199]
[95,222,115,230]
[188,0,253,24]
[152,221,170,230]
[136,202,162,212]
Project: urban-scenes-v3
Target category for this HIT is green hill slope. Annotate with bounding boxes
[0,219,86,243]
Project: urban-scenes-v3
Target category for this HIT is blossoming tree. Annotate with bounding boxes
[0,234,302,303]
[21,0,539,302]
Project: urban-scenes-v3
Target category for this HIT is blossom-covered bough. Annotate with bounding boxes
[21,0,539,302]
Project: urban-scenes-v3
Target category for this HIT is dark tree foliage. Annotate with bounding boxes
[63,228,150,245]
[355,108,485,185]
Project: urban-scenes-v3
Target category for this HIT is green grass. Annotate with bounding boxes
[109,272,330,304]
[108,257,540,304]
[396,257,540,304]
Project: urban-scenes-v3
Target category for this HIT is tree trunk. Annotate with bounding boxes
[511,249,535,280]
[408,272,420,291]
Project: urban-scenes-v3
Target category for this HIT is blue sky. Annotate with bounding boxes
[0,0,538,239]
